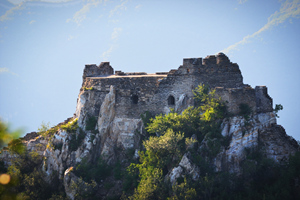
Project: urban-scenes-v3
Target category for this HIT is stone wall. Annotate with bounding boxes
[76,53,274,128]
[83,62,114,82]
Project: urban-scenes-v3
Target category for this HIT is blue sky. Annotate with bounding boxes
[0,0,300,140]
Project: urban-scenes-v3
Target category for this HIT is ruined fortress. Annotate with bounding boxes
[2,53,299,200]
[75,53,273,126]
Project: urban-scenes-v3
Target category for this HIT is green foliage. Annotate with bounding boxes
[39,125,59,138]
[140,111,153,127]
[7,138,26,155]
[126,84,229,199]
[85,116,97,131]
[68,128,85,152]
[128,167,167,200]
[74,157,111,183]
[126,84,300,199]
[37,121,51,134]
[61,118,79,133]
[53,142,63,151]
[147,84,226,141]
[37,121,62,139]
[274,104,283,118]
[1,84,298,200]
[168,178,197,200]
[0,120,22,149]
[127,129,185,199]
[113,160,122,180]
[193,84,227,121]
[1,141,65,200]
[239,103,252,120]
[83,87,94,91]
[141,129,185,171]
[70,177,97,200]
[123,163,139,192]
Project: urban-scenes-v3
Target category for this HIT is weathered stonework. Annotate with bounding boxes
[75,53,272,129]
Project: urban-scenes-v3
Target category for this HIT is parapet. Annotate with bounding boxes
[170,53,238,76]
[203,55,217,65]
[82,53,243,89]
[83,62,114,79]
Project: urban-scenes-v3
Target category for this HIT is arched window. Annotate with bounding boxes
[168,95,175,105]
[131,95,139,104]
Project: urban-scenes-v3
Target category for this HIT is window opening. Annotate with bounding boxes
[131,95,139,104]
[168,95,175,105]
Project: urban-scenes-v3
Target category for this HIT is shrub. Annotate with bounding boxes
[140,111,153,127]
[68,128,85,152]
[113,160,122,180]
[7,138,26,155]
[274,104,283,118]
[61,118,78,133]
[83,87,94,91]
[239,103,252,120]
[123,163,139,192]
[85,116,97,131]
[74,157,111,183]
[53,142,63,151]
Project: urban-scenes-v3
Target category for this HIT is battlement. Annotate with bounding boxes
[83,53,243,89]
[173,53,240,76]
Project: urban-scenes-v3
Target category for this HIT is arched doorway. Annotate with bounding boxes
[168,95,175,105]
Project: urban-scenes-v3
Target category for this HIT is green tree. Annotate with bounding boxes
[0,120,22,149]
[274,104,283,118]
[193,84,227,121]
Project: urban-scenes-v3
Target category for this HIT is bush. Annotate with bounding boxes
[140,111,153,127]
[83,87,94,91]
[114,161,122,180]
[61,118,78,133]
[74,157,111,183]
[239,103,251,119]
[274,104,283,118]
[53,142,63,151]
[68,128,85,152]
[123,163,139,192]
[85,116,97,131]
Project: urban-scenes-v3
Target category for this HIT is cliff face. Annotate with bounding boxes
[1,53,299,199]
[216,112,298,173]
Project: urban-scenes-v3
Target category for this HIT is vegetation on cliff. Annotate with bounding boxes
[0,85,299,200]
[121,85,300,200]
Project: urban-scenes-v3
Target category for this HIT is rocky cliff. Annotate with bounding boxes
[1,53,299,200]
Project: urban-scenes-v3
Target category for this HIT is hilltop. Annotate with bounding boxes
[0,53,299,200]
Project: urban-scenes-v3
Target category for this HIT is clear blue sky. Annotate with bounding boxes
[0,0,299,140]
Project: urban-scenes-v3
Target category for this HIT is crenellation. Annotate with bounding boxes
[203,55,217,65]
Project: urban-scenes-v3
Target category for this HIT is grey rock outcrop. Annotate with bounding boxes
[94,85,143,163]
[168,152,200,185]
[64,167,97,200]
[214,112,298,173]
